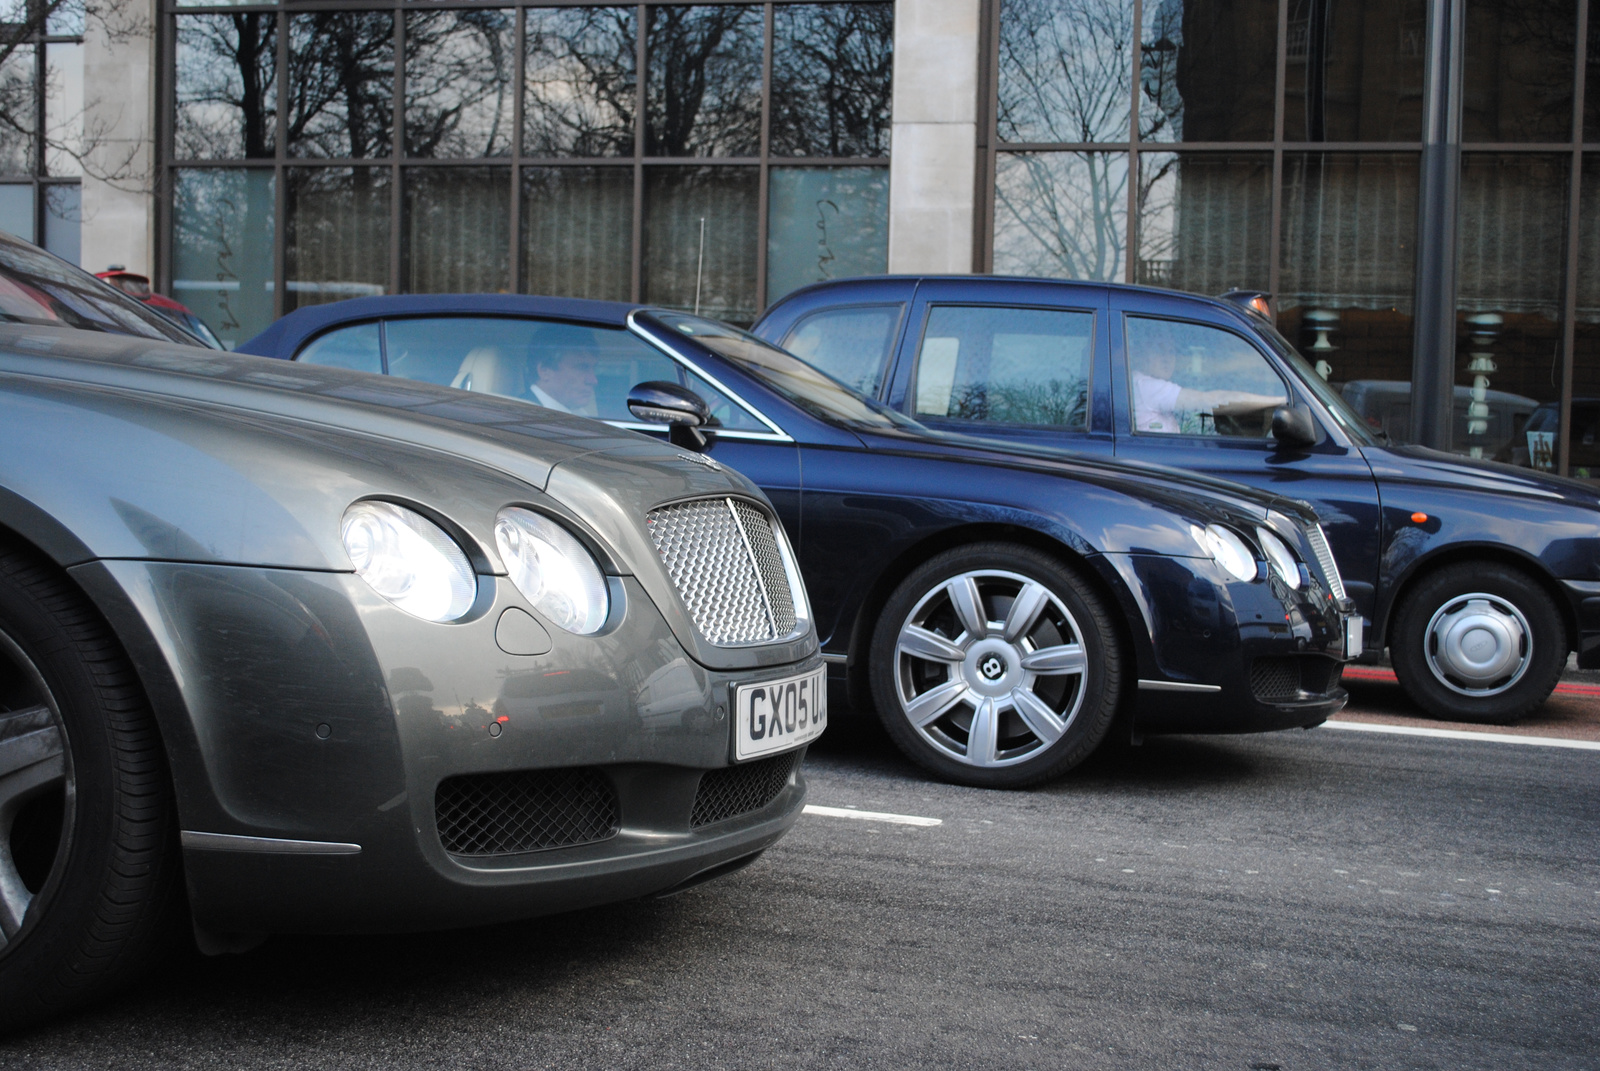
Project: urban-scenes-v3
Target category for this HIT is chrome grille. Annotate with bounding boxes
[1303,523,1346,600]
[647,497,798,646]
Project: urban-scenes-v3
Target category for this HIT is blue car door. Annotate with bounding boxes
[882,279,1116,457]
[1105,289,1384,624]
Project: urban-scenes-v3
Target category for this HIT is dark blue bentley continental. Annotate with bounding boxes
[244,295,1360,789]
[753,276,1600,725]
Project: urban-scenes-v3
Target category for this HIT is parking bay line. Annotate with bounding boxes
[1321,720,1600,751]
[803,804,943,827]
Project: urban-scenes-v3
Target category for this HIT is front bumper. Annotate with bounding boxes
[82,560,819,933]
[1101,553,1353,735]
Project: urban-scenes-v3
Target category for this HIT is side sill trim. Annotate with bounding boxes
[181,831,362,855]
[1137,679,1222,694]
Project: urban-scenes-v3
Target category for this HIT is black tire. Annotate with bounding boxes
[0,542,181,1032]
[1390,562,1566,725]
[868,543,1123,788]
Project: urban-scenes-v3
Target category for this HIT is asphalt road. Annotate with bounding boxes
[1,713,1596,1070]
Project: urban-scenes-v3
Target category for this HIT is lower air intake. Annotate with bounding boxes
[436,768,620,856]
[1249,655,1344,703]
[691,751,800,828]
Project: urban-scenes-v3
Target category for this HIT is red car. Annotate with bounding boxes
[95,267,222,348]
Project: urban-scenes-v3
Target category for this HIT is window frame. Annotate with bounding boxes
[1120,310,1295,441]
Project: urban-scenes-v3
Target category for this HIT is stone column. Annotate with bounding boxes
[888,0,981,274]
[79,0,157,276]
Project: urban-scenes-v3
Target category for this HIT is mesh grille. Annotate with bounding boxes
[1303,523,1347,600]
[1249,655,1344,702]
[646,497,796,646]
[691,751,800,828]
[435,768,619,856]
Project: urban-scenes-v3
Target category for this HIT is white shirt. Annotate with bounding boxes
[1131,372,1182,433]
[530,383,597,418]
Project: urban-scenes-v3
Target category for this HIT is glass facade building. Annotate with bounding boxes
[160,1,892,347]
[0,0,84,264]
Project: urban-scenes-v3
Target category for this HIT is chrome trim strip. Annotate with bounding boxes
[181,831,362,855]
[624,311,795,441]
[1137,679,1222,693]
[725,497,779,634]
[604,419,788,442]
[821,652,848,664]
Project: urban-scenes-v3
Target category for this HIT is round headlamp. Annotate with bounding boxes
[1256,527,1302,589]
[341,501,477,622]
[494,508,610,634]
[1192,523,1258,584]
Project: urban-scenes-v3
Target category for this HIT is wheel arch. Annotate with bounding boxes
[1378,542,1577,655]
[840,522,1142,713]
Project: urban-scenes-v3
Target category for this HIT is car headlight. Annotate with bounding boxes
[1256,527,1303,589]
[1191,523,1258,583]
[495,507,610,634]
[341,501,477,622]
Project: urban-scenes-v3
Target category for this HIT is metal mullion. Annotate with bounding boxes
[1126,0,1141,284]
[32,32,43,245]
[975,0,999,271]
[1268,0,1287,314]
[157,9,175,286]
[1459,142,1581,152]
[754,2,772,311]
[1559,0,1589,476]
[390,10,403,294]
[998,140,1425,152]
[509,5,525,292]
[514,157,640,167]
[639,156,762,165]
[631,2,644,303]
[273,7,288,319]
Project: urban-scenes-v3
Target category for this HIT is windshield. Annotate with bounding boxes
[647,310,920,431]
[1255,318,1381,446]
[0,232,199,344]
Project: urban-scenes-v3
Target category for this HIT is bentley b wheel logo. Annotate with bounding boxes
[980,655,1005,680]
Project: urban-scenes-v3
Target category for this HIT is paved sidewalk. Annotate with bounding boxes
[1338,665,1600,742]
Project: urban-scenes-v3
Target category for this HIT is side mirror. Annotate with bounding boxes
[628,380,714,451]
[1271,404,1317,449]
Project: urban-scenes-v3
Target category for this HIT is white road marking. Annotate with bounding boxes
[1321,720,1600,751]
[803,804,942,827]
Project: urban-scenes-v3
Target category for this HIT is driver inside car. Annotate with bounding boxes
[1130,321,1285,435]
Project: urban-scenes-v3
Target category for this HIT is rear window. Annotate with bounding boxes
[0,232,198,344]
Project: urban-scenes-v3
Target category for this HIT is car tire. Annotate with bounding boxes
[868,543,1122,788]
[0,543,181,1032]
[1390,562,1566,725]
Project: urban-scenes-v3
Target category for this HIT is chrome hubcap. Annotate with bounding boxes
[1423,593,1532,698]
[894,570,1088,768]
[0,629,73,957]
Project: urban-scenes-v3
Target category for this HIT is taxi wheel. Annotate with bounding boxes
[868,543,1122,788]
[0,543,181,1032]
[1390,562,1566,725]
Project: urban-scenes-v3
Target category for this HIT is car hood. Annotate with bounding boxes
[854,423,1325,532]
[0,326,766,575]
[1363,443,1600,512]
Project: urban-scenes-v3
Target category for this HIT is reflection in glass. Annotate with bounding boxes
[287,13,394,158]
[406,11,514,158]
[0,45,35,175]
[172,168,274,348]
[1455,153,1566,463]
[770,3,892,157]
[521,167,631,301]
[46,0,84,36]
[766,167,888,304]
[43,184,77,265]
[645,6,763,157]
[44,43,81,177]
[643,167,758,323]
[1278,153,1417,441]
[1462,0,1575,142]
[993,151,1127,281]
[1137,152,1270,293]
[524,7,636,157]
[286,167,389,313]
[404,168,509,294]
[0,183,31,241]
[997,0,1133,144]
[1572,154,1600,477]
[1140,0,1276,141]
[175,14,276,160]
[1283,0,1426,142]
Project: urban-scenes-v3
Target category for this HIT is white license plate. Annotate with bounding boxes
[1344,615,1365,659]
[734,667,827,761]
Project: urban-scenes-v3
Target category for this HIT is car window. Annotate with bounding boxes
[780,304,901,397]
[912,305,1092,430]
[0,232,197,344]
[296,322,382,374]
[1125,316,1288,438]
[370,315,765,430]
